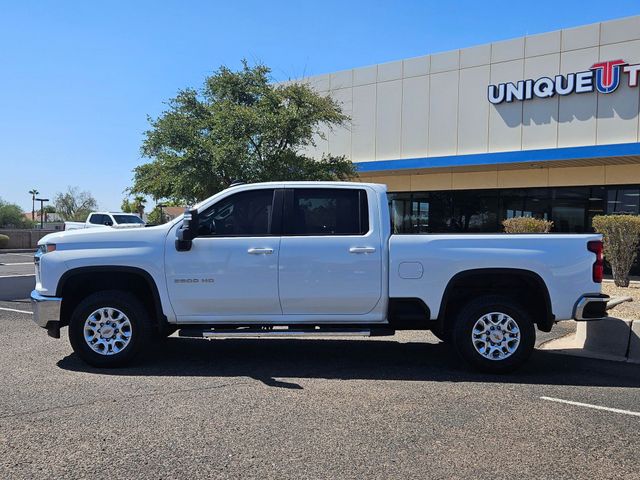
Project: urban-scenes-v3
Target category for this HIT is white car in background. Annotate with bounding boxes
[64,212,146,231]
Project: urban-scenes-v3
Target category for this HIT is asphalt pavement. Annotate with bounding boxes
[0,253,35,301]
[0,299,639,479]
[0,252,35,275]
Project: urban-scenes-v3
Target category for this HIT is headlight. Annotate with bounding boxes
[37,244,56,255]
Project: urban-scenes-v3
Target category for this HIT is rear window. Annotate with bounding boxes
[113,215,145,224]
[89,214,106,225]
[288,189,369,235]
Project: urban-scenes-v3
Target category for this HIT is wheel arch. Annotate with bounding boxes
[56,266,168,332]
[437,268,554,333]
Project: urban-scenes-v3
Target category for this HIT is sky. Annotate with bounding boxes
[1,1,639,212]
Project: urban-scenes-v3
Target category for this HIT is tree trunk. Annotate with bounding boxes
[612,265,630,288]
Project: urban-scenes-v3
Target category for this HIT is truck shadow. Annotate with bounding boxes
[57,337,640,389]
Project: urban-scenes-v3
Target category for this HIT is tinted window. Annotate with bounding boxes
[89,214,105,225]
[113,215,145,224]
[289,189,368,235]
[198,189,275,236]
[450,190,499,232]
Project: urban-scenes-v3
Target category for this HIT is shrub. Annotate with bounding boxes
[592,214,640,287]
[502,217,554,233]
[0,234,9,249]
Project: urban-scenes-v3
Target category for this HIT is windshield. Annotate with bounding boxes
[113,215,145,224]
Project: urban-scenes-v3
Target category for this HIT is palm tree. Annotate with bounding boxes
[132,195,147,218]
[28,189,39,221]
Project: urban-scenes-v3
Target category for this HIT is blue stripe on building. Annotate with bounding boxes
[356,142,640,172]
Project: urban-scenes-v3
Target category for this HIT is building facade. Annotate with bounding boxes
[298,15,640,234]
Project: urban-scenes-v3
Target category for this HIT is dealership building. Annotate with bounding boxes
[298,15,640,234]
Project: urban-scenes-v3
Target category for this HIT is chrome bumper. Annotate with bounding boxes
[573,294,610,321]
[31,290,62,329]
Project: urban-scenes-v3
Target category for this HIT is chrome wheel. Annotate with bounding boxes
[83,307,132,356]
[471,312,521,361]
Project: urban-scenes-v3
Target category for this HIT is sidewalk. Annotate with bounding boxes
[541,317,639,364]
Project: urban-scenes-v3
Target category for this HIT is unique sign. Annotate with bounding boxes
[488,59,640,104]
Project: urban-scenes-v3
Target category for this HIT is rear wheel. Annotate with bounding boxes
[452,295,535,373]
[69,290,151,367]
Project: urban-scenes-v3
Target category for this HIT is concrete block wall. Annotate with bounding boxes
[0,229,56,249]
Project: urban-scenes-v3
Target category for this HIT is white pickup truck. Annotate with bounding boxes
[31,182,609,372]
[64,212,146,230]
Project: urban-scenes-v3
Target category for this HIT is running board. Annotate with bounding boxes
[178,326,395,338]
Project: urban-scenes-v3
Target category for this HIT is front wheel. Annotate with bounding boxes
[68,290,151,368]
[452,296,535,373]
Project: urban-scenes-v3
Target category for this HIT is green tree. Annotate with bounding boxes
[146,207,164,225]
[131,61,356,204]
[121,195,146,217]
[54,186,98,221]
[35,205,57,224]
[121,198,133,213]
[0,198,30,228]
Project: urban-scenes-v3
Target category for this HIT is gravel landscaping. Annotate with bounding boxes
[603,281,639,320]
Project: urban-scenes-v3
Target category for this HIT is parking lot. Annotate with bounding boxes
[1,281,639,479]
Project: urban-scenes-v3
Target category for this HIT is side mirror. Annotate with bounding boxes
[104,220,113,226]
[175,207,199,251]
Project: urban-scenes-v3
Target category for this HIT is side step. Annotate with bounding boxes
[178,325,395,339]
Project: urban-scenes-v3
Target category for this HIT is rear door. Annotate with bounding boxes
[278,187,382,315]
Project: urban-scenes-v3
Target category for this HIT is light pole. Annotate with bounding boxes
[29,189,39,221]
[35,198,49,229]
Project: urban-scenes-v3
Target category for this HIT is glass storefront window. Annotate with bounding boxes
[387,185,639,235]
[423,192,453,233]
[550,187,589,233]
[500,188,551,221]
[388,193,412,234]
[451,190,499,232]
[607,187,640,215]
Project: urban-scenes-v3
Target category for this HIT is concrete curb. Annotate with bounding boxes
[628,321,640,364]
[0,275,35,301]
[0,249,36,254]
[541,317,639,364]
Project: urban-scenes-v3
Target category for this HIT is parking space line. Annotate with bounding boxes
[541,396,640,417]
[0,262,33,266]
[0,307,33,315]
[0,274,34,278]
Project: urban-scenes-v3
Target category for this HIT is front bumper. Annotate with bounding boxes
[31,290,62,337]
[573,294,610,321]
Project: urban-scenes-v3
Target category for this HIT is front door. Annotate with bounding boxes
[165,188,282,321]
[278,187,382,315]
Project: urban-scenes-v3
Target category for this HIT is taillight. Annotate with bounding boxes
[587,240,603,283]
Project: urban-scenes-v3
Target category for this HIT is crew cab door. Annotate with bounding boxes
[165,188,283,320]
[278,187,382,315]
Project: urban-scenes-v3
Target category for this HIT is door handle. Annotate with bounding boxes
[349,246,376,254]
[247,247,274,255]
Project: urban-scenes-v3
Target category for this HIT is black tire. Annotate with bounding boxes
[68,290,152,368]
[452,295,535,373]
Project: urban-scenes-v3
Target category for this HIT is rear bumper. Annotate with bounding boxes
[31,290,62,336]
[573,294,610,321]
